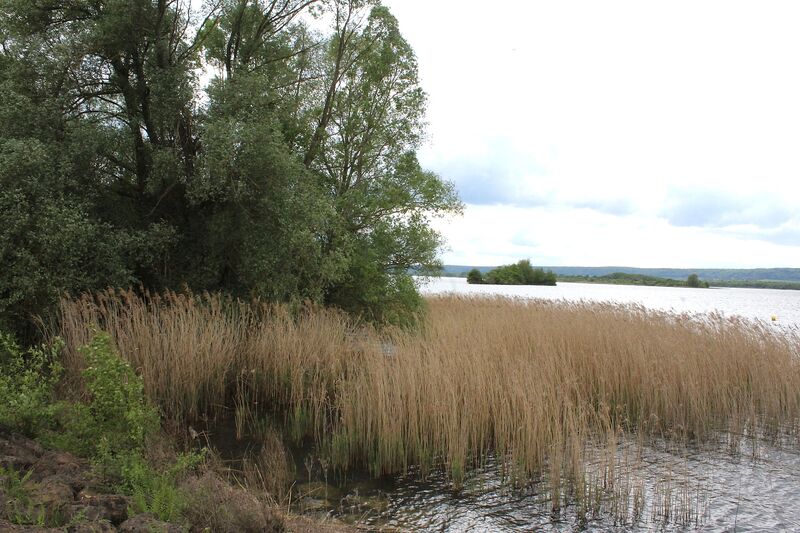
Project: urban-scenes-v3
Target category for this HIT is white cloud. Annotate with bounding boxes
[386,0,800,266]
[432,205,800,268]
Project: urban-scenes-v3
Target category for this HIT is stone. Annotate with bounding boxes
[0,430,43,471]
[67,520,118,532]
[65,490,130,525]
[31,451,87,484]
[26,478,75,518]
[117,513,183,533]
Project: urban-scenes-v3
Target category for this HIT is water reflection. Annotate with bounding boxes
[321,437,800,532]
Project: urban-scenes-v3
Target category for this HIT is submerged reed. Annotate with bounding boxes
[55,290,800,507]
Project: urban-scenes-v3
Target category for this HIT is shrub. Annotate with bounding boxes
[43,331,160,461]
[80,331,161,453]
[0,332,64,435]
[483,260,557,286]
[686,274,708,288]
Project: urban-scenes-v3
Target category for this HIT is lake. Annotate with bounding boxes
[418,276,800,327]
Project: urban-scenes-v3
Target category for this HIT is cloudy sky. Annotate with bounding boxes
[383,0,800,268]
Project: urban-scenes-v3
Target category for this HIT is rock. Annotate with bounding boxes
[0,430,43,471]
[118,513,183,533]
[26,478,75,521]
[31,451,87,484]
[294,481,342,501]
[67,520,117,532]
[0,518,61,531]
[298,497,331,513]
[65,490,130,526]
[340,493,388,514]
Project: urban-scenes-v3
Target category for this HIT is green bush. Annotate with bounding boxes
[80,331,161,453]
[41,331,160,462]
[483,260,557,286]
[0,332,64,435]
[0,329,208,526]
[466,268,484,284]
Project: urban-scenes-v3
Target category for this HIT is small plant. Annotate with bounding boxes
[122,451,201,523]
[0,465,46,526]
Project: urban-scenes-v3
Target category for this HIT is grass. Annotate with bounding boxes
[53,290,800,518]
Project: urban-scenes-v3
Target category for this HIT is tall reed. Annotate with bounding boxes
[55,291,800,494]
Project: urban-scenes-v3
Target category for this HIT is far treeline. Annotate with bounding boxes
[467,260,557,286]
[558,272,709,288]
[0,0,462,338]
[452,266,800,290]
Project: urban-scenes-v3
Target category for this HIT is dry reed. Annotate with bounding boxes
[55,290,800,508]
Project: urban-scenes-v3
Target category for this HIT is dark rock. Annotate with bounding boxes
[26,478,75,519]
[0,430,43,471]
[65,490,130,526]
[31,451,87,484]
[67,520,117,532]
[118,513,183,533]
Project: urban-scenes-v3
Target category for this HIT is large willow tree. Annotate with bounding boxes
[0,0,460,333]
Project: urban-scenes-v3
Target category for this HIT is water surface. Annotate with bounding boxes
[419,277,800,327]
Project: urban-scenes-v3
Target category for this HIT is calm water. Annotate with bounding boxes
[333,437,800,532]
[419,276,800,327]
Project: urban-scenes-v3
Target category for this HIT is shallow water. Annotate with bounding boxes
[301,436,800,532]
[418,277,800,327]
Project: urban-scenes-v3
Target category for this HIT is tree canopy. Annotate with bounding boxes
[0,0,461,335]
[468,260,556,286]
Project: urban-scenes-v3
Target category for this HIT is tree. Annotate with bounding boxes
[686,274,707,288]
[0,0,461,334]
[483,260,556,286]
[299,2,462,323]
[466,269,484,284]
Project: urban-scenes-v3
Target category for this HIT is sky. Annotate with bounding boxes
[382,0,800,268]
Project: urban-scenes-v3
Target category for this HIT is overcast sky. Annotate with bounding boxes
[382,0,800,268]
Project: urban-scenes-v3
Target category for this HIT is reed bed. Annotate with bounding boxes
[55,290,800,500]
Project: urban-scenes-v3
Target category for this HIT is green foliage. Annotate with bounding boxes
[0,328,198,524]
[686,274,709,288]
[0,0,461,334]
[41,331,160,468]
[79,331,161,453]
[0,332,64,434]
[558,272,709,288]
[0,465,46,526]
[0,328,159,465]
[483,260,557,286]
[122,451,202,523]
[466,268,484,284]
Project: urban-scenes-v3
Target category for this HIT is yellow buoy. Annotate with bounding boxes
[771,315,778,321]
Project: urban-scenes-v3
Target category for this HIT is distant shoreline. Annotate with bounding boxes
[441,265,800,285]
[432,273,800,291]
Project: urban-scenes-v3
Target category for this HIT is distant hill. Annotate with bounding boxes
[440,265,800,282]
